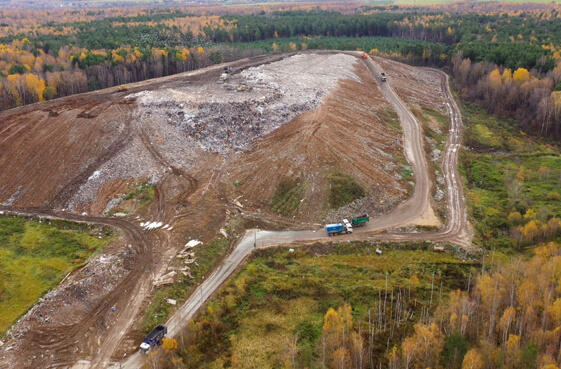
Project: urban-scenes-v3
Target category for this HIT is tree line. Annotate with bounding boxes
[4,5,561,144]
[390,243,561,369]
[452,51,561,139]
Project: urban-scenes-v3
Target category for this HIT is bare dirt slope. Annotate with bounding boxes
[0,96,134,210]
[121,55,471,369]
[224,61,407,224]
[0,52,413,369]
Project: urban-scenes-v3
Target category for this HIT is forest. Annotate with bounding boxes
[2,3,561,141]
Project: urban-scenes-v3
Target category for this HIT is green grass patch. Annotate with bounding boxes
[384,108,402,133]
[140,237,230,333]
[328,172,366,209]
[122,182,155,205]
[460,103,561,250]
[175,241,476,368]
[0,215,115,336]
[269,178,305,216]
[422,106,450,134]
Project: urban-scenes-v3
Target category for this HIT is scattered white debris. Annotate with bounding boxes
[81,212,87,216]
[162,224,169,229]
[289,248,295,253]
[168,227,173,231]
[88,170,102,181]
[125,91,149,99]
[114,212,127,217]
[153,271,178,286]
[165,298,177,305]
[375,248,383,255]
[185,240,202,248]
[142,221,164,230]
[219,228,228,238]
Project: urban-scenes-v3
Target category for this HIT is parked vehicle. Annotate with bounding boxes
[381,72,387,82]
[139,324,167,354]
[351,214,369,227]
[325,219,353,236]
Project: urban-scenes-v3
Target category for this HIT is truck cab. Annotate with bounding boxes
[139,342,152,355]
[342,219,353,233]
[140,324,167,354]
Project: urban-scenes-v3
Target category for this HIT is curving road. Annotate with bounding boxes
[0,52,468,369]
[120,54,469,368]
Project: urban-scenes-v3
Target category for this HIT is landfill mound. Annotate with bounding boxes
[134,53,360,153]
[0,52,418,368]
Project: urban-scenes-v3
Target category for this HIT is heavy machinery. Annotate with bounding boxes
[139,324,167,354]
[361,52,368,59]
[325,219,353,236]
[351,214,369,227]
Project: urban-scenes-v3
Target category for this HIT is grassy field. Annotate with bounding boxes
[168,241,475,368]
[0,215,115,336]
[269,178,305,216]
[460,103,561,250]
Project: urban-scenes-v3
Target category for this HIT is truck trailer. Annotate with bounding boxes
[351,214,369,227]
[140,324,167,354]
[325,219,353,236]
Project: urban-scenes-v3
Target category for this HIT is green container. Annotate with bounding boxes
[351,214,369,227]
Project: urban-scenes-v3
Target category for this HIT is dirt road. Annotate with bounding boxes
[119,55,468,368]
[0,52,467,369]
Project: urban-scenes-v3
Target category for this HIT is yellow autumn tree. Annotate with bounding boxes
[161,337,178,354]
[462,348,483,369]
[398,322,444,369]
[25,73,45,102]
[6,74,22,106]
[499,306,516,344]
[489,69,502,90]
[505,334,522,369]
[502,68,513,82]
[513,68,530,83]
[547,298,561,325]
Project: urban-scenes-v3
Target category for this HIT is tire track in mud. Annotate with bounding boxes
[0,206,151,368]
[48,104,134,211]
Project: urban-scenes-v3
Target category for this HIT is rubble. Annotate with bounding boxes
[64,53,362,214]
[185,240,202,248]
[153,271,177,287]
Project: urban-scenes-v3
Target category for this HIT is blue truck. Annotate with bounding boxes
[325,219,353,236]
[139,324,167,354]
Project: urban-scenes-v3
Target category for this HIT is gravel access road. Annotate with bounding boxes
[119,53,468,369]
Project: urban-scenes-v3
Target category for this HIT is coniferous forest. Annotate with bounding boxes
[2,3,561,140]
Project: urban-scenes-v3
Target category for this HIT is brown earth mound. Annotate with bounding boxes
[0,52,411,368]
